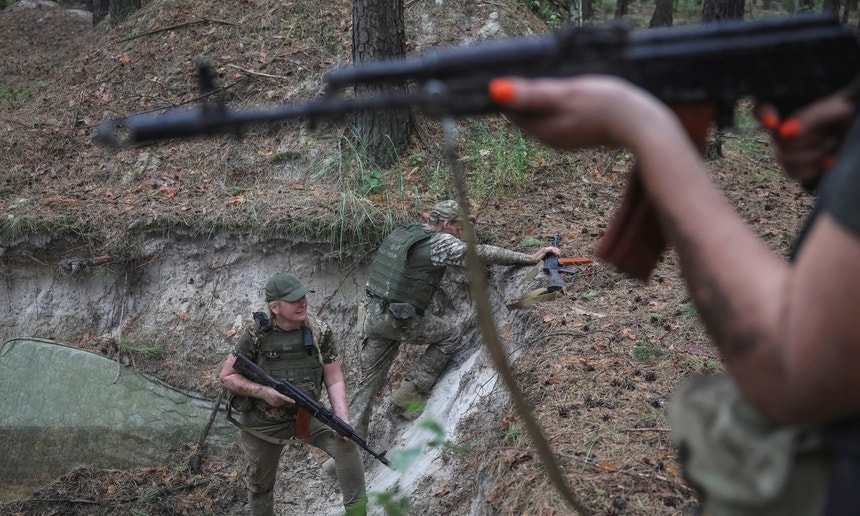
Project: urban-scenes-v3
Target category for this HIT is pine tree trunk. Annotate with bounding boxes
[702,0,745,21]
[351,0,413,170]
[649,0,673,27]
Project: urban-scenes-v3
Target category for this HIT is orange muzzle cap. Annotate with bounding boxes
[488,79,516,104]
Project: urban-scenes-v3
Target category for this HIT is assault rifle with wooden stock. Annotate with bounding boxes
[96,13,860,280]
[232,353,392,468]
[544,234,578,292]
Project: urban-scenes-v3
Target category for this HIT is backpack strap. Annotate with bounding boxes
[248,311,273,357]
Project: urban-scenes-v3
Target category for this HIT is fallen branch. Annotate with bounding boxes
[116,19,235,43]
[622,427,672,432]
[226,64,292,81]
[24,498,101,504]
[562,454,695,493]
[190,390,224,473]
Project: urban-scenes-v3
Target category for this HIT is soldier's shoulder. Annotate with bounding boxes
[305,312,331,334]
[238,310,272,339]
[430,231,466,252]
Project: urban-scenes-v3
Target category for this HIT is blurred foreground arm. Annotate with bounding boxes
[495,77,860,425]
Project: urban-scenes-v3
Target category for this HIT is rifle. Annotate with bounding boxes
[96,14,860,279]
[232,353,392,468]
[544,234,578,292]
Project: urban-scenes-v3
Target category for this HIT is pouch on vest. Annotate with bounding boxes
[228,391,253,413]
[668,374,831,516]
[357,300,369,336]
[388,302,417,319]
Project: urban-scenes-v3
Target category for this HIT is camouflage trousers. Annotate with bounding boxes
[349,299,459,437]
[238,411,366,515]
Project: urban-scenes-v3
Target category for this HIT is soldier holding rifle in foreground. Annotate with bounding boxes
[489,72,860,514]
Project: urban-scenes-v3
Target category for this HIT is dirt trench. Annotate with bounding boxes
[1,232,546,514]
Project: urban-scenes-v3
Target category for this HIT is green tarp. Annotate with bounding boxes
[0,338,236,490]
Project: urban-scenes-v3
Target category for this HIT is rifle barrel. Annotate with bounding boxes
[95,13,860,145]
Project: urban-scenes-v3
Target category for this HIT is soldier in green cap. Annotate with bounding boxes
[349,199,560,435]
[219,272,366,516]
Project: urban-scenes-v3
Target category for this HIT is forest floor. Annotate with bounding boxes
[0,0,821,514]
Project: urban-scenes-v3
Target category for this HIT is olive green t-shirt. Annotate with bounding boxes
[825,119,860,238]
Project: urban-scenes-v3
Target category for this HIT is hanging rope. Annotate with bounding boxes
[440,115,591,516]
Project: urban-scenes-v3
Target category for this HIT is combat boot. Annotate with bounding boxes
[322,457,337,479]
[247,489,275,516]
[390,379,424,420]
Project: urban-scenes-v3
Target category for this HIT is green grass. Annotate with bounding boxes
[526,0,565,26]
[728,105,771,158]
[630,343,666,362]
[505,421,524,439]
[117,340,166,359]
[463,121,535,198]
[0,82,29,105]
[328,191,400,254]
[0,214,40,244]
[680,354,723,373]
[519,236,545,248]
[0,77,49,107]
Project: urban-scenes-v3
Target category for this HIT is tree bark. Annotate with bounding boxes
[351,0,413,170]
[91,0,141,27]
[110,0,142,24]
[841,0,856,21]
[92,0,110,26]
[823,0,841,15]
[569,0,581,25]
[649,0,673,27]
[702,0,744,21]
[614,0,630,19]
[582,0,594,24]
[701,0,744,159]
[842,0,857,25]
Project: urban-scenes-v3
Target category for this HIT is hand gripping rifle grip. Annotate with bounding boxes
[596,105,716,280]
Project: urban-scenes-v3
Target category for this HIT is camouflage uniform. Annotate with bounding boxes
[230,277,366,516]
[350,201,536,435]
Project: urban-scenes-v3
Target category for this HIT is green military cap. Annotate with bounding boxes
[265,272,313,302]
[430,199,476,223]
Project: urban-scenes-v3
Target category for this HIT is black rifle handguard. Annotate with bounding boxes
[97,14,860,146]
[95,14,860,279]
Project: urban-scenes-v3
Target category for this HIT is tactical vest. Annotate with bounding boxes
[251,321,323,419]
[366,223,447,310]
